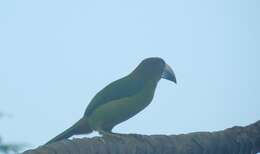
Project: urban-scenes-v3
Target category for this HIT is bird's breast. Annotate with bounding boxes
[87,81,157,130]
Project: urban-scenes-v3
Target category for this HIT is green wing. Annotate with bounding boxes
[84,76,143,116]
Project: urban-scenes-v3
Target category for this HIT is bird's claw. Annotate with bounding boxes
[98,130,125,142]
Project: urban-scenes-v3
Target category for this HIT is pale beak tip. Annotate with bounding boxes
[161,63,177,84]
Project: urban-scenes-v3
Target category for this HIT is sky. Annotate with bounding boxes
[0,0,260,151]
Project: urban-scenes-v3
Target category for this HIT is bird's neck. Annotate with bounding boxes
[129,71,160,85]
[134,79,158,110]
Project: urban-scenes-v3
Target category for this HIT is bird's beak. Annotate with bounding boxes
[161,63,177,83]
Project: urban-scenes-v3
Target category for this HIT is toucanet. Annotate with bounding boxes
[46,57,176,144]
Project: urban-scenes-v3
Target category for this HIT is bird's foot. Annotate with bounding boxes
[99,137,106,144]
[98,130,126,141]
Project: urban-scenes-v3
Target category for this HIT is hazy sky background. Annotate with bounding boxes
[0,0,260,151]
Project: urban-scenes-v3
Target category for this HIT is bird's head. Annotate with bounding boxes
[132,57,177,83]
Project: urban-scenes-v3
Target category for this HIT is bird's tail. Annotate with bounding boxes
[45,117,92,145]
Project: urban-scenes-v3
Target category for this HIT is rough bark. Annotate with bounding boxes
[23,120,260,154]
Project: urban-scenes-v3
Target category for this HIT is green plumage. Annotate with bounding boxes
[84,76,144,117]
[46,57,176,144]
[87,77,157,132]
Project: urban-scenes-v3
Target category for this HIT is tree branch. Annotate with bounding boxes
[23,120,260,154]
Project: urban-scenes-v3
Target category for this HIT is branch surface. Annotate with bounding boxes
[23,120,260,154]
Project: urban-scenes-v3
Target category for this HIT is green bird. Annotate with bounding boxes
[46,57,176,144]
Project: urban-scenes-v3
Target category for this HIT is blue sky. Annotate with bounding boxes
[0,0,260,151]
